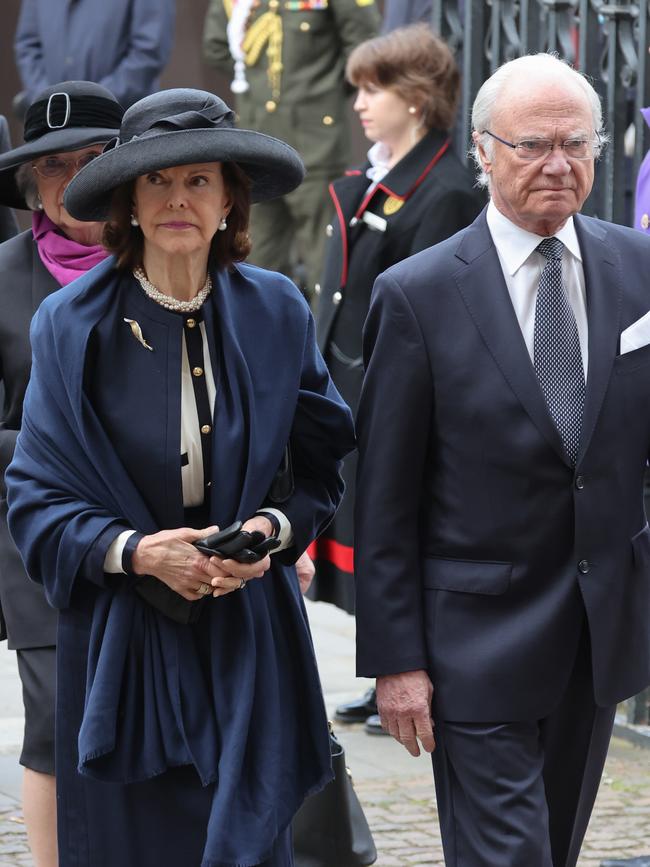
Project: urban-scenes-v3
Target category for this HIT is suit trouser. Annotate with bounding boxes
[247,171,339,297]
[432,624,616,867]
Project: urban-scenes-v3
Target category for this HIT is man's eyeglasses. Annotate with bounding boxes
[32,151,102,180]
[481,130,602,161]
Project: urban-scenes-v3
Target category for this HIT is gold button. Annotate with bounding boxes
[265,100,277,113]
[300,21,310,31]
[643,213,649,230]
[333,291,342,305]
[193,366,204,377]
[201,424,212,435]
[186,318,196,328]
[322,115,334,126]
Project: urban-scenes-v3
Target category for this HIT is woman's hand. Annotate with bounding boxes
[295,552,315,595]
[132,526,269,600]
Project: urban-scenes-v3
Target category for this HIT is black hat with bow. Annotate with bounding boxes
[64,88,305,222]
[0,80,124,210]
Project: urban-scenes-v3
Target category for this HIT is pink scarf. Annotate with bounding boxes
[32,211,109,286]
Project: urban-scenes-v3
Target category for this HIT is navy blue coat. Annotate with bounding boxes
[355,209,650,720]
[15,0,175,108]
[7,259,354,866]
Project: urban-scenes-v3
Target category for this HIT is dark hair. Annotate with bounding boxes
[346,24,460,133]
[102,161,252,270]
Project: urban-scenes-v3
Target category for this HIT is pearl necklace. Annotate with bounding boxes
[133,268,212,313]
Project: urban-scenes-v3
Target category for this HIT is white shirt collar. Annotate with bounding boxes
[365,141,392,185]
[486,199,582,275]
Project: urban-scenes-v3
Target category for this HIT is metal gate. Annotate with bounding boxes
[432,0,650,225]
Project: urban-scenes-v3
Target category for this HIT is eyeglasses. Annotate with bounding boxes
[31,151,102,179]
[481,129,602,161]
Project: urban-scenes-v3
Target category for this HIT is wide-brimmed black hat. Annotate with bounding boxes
[64,88,306,222]
[0,81,124,210]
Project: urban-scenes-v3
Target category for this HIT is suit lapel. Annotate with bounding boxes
[453,211,568,463]
[573,215,620,463]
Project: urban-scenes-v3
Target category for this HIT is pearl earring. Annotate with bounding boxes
[408,106,417,115]
[218,216,228,231]
[130,214,139,227]
[35,193,43,211]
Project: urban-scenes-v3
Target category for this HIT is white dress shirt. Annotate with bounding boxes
[104,323,292,573]
[486,200,588,379]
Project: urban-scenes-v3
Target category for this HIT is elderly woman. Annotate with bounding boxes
[0,80,123,867]
[312,25,485,729]
[6,87,354,867]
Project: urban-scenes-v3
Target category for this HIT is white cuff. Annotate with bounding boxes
[257,507,293,552]
[103,529,136,573]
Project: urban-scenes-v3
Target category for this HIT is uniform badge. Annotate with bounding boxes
[642,213,650,230]
[383,196,404,216]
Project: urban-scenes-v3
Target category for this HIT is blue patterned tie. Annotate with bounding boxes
[533,238,586,464]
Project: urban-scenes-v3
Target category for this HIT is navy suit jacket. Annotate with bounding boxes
[355,208,650,721]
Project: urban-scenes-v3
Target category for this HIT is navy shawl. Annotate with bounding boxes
[6,257,355,866]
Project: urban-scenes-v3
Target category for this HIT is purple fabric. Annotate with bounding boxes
[635,107,650,233]
[32,211,108,286]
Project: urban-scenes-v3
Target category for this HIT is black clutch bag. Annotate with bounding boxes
[292,727,377,867]
[133,447,294,624]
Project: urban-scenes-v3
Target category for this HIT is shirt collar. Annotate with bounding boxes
[365,141,392,185]
[486,199,582,275]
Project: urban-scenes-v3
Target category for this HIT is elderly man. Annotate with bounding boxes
[354,53,650,866]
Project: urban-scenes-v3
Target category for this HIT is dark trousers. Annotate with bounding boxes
[432,624,616,867]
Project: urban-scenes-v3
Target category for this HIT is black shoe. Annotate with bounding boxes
[334,687,377,724]
[364,714,390,736]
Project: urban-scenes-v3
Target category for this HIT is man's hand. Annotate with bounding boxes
[376,669,435,756]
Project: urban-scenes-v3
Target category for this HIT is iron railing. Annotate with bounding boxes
[432,0,650,226]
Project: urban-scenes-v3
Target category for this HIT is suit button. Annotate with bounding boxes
[349,217,359,227]
[326,224,333,237]
[575,475,584,490]
[186,318,196,329]
[314,283,321,296]
[201,424,212,435]
[322,115,334,126]
[300,21,310,31]
[333,291,342,305]
[578,559,590,574]
[265,100,277,113]
[193,367,204,377]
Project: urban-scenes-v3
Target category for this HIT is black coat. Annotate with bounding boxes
[0,229,59,647]
[311,129,485,613]
[0,117,18,245]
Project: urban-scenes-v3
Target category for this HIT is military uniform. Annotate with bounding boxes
[203,0,380,294]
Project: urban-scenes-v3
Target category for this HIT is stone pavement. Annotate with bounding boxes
[1,599,649,865]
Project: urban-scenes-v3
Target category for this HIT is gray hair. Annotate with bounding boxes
[15,163,41,211]
[470,53,607,188]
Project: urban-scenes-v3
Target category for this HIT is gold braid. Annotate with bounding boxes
[242,9,283,99]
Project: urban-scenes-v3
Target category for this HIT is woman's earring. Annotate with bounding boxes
[35,194,43,211]
[130,214,139,227]
[408,106,417,115]
[218,216,228,232]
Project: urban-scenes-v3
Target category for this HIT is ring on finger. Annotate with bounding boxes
[197,582,212,595]
[238,577,246,591]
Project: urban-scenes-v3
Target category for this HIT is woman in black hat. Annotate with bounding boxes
[6,88,354,867]
[0,79,123,867]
